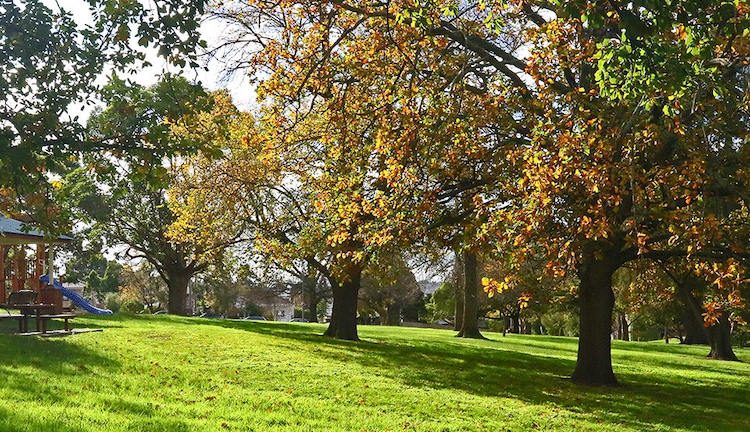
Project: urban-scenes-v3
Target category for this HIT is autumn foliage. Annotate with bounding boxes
[165,0,750,384]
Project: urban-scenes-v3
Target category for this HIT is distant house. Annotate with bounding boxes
[61,282,85,309]
[257,296,294,322]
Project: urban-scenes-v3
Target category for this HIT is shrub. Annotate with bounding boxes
[105,293,121,313]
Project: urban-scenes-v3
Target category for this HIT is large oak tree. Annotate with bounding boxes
[65,78,240,315]
[207,1,750,386]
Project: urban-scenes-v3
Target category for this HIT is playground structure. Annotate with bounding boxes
[0,215,112,315]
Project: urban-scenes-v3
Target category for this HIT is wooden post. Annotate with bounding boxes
[48,244,54,284]
[32,243,45,292]
[12,247,25,292]
[0,246,6,303]
[40,243,63,312]
[10,247,17,292]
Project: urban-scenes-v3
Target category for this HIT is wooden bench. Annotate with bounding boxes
[37,313,77,334]
[0,313,25,333]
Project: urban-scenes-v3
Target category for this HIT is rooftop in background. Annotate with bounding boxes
[0,215,73,245]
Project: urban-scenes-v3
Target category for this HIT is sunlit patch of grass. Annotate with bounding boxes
[0,315,747,431]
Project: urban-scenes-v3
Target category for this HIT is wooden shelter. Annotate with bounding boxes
[0,216,72,307]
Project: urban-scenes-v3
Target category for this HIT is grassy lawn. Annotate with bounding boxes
[0,316,747,432]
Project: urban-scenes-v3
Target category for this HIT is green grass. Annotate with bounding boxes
[0,316,748,432]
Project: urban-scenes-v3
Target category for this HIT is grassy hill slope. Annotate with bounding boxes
[0,316,748,431]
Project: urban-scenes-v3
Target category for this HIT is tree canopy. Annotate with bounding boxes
[0,0,207,231]
[200,0,750,385]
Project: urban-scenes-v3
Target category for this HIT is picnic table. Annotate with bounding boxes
[0,303,56,333]
[0,304,76,335]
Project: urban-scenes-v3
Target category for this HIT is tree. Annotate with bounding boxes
[393,1,750,384]
[424,282,456,324]
[172,130,394,338]
[662,267,740,360]
[287,261,331,323]
[0,0,207,229]
[206,1,750,383]
[169,84,432,339]
[189,261,261,318]
[63,239,123,302]
[119,263,168,313]
[360,256,421,326]
[65,78,240,315]
[205,0,518,342]
[480,252,562,335]
[625,264,710,345]
[69,171,208,315]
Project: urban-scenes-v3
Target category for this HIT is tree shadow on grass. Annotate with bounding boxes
[0,335,121,401]
[0,403,197,432]
[0,312,128,334]
[0,405,89,432]
[497,335,748,377]
[190,319,750,432]
[0,333,201,432]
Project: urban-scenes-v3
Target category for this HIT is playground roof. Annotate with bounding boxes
[0,216,73,245]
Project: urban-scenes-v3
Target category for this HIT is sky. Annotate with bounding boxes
[42,0,257,121]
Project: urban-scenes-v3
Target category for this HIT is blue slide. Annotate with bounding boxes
[40,276,113,315]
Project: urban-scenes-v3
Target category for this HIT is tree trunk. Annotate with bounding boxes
[509,315,520,334]
[377,308,388,325]
[386,305,401,326]
[676,282,709,345]
[707,312,738,361]
[166,272,191,316]
[457,251,485,339]
[523,319,532,334]
[675,275,734,358]
[536,322,545,335]
[571,254,618,386]
[613,313,630,341]
[679,303,708,344]
[307,296,318,323]
[453,253,464,331]
[454,284,464,331]
[324,268,361,340]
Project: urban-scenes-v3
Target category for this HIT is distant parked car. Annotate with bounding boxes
[153,310,168,315]
[199,312,224,319]
[242,315,267,321]
[290,318,309,323]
